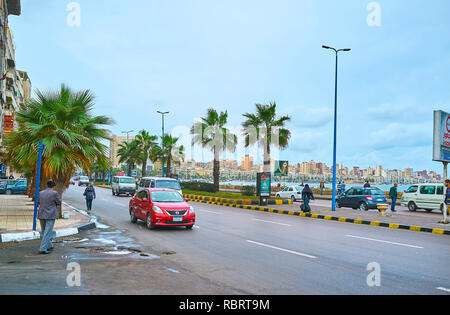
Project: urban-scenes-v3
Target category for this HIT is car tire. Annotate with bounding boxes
[336,200,342,208]
[186,225,194,230]
[408,202,417,212]
[276,194,280,198]
[130,209,137,223]
[425,209,433,213]
[291,196,296,203]
[359,202,368,211]
[146,213,155,230]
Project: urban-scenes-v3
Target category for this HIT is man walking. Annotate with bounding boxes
[389,183,398,212]
[38,181,61,255]
[320,181,325,196]
[83,182,96,212]
[444,179,450,222]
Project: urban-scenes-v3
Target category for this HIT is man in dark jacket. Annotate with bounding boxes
[389,183,398,212]
[38,181,61,254]
[83,183,96,212]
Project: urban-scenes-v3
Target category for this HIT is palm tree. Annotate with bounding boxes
[191,108,237,191]
[4,84,114,217]
[117,140,141,176]
[157,135,184,177]
[242,102,291,172]
[134,130,158,177]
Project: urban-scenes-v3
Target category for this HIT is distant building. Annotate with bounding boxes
[109,135,135,169]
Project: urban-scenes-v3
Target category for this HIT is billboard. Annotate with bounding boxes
[433,110,450,162]
[257,172,271,197]
[274,161,289,176]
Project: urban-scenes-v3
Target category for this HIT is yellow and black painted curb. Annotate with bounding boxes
[184,194,292,205]
[186,198,450,236]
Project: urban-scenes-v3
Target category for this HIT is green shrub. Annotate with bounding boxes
[181,181,218,193]
[241,185,255,196]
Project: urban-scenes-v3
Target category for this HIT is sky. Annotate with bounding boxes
[8,0,450,173]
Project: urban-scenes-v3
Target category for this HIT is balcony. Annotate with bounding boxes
[6,0,21,16]
[5,89,17,110]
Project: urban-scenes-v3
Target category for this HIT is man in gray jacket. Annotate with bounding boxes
[38,181,61,254]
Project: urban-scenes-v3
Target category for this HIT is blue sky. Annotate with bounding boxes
[9,0,450,172]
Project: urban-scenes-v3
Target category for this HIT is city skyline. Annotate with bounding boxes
[9,0,450,175]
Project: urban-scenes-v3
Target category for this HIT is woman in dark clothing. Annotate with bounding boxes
[83,183,96,212]
[301,184,314,212]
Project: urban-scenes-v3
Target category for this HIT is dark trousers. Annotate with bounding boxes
[86,199,93,211]
[391,196,397,211]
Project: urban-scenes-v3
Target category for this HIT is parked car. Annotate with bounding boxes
[112,176,136,197]
[138,177,183,196]
[6,179,27,195]
[275,185,303,202]
[336,187,387,211]
[78,176,90,187]
[129,188,195,230]
[0,181,8,194]
[401,183,446,213]
[70,177,76,185]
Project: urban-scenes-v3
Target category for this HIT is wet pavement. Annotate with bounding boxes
[0,225,243,295]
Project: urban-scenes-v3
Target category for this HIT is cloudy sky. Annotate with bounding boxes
[9,0,450,172]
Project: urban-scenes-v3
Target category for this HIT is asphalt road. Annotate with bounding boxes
[63,185,450,295]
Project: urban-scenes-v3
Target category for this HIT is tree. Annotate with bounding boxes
[5,84,114,217]
[117,140,141,176]
[191,108,237,191]
[157,135,184,177]
[134,130,158,177]
[242,102,291,172]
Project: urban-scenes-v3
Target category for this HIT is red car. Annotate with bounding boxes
[129,188,195,230]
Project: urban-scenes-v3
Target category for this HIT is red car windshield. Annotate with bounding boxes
[151,191,184,203]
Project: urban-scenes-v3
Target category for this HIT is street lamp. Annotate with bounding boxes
[157,111,169,177]
[122,130,134,176]
[322,45,351,211]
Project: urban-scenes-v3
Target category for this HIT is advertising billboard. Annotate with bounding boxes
[274,161,289,176]
[433,110,450,162]
[257,172,271,197]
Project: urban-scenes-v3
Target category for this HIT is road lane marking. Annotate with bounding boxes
[251,219,291,226]
[436,287,450,293]
[199,209,222,215]
[345,235,424,249]
[193,226,200,229]
[246,240,317,259]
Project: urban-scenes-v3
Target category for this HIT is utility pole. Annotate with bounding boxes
[157,111,169,177]
[122,130,134,177]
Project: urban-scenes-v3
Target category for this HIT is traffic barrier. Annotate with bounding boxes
[183,194,292,205]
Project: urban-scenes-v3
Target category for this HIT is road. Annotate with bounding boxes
[63,185,450,295]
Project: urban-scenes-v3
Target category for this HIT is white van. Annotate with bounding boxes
[112,176,136,196]
[401,183,446,213]
[138,177,183,195]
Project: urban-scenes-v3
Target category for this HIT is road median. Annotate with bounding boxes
[184,194,292,205]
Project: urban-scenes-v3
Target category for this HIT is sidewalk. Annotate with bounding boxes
[0,195,94,242]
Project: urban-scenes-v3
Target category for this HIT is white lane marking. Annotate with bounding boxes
[165,267,180,274]
[346,235,424,249]
[252,218,291,227]
[246,240,317,259]
[436,287,450,293]
[199,209,222,215]
[193,226,200,229]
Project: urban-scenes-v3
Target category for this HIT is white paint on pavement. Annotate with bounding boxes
[199,209,222,215]
[246,240,317,259]
[252,218,291,227]
[346,235,424,249]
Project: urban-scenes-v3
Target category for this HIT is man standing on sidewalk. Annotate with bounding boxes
[389,183,398,212]
[37,181,61,255]
[445,180,450,221]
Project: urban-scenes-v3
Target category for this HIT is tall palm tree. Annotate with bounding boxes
[157,135,184,177]
[191,108,237,191]
[117,140,141,176]
[242,102,291,172]
[134,130,158,177]
[4,84,114,217]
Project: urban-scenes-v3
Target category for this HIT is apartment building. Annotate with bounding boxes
[109,135,136,169]
[0,0,31,177]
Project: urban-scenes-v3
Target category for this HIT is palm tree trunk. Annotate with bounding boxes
[263,137,271,173]
[142,159,147,177]
[213,147,220,192]
[166,155,172,177]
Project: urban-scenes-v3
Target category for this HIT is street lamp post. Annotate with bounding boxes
[122,130,134,176]
[322,45,351,212]
[157,111,169,177]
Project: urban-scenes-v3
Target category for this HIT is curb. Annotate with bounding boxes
[187,199,450,236]
[184,194,292,205]
[0,202,102,243]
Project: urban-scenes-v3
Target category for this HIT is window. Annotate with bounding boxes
[119,178,135,184]
[353,189,364,195]
[420,186,436,195]
[437,186,444,195]
[346,189,355,196]
[406,186,418,193]
[151,191,184,203]
[155,180,181,190]
[288,187,293,192]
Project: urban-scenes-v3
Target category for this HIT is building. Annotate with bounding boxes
[240,155,254,171]
[109,135,136,169]
[0,0,31,177]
